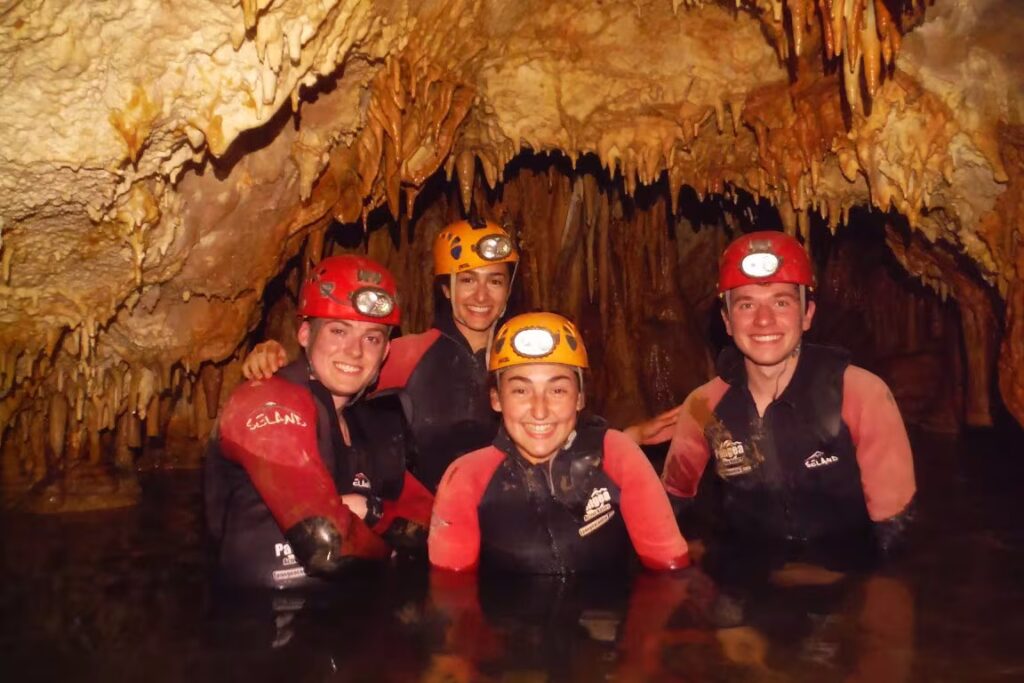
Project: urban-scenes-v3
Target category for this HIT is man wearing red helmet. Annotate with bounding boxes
[204,255,433,588]
[660,231,916,553]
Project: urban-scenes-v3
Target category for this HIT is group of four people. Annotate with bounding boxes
[205,218,916,589]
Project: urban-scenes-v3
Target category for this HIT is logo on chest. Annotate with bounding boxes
[351,472,372,491]
[804,450,839,469]
[579,487,615,537]
[713,439,756,477]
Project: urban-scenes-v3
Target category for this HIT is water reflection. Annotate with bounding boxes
[2,427,1023,681]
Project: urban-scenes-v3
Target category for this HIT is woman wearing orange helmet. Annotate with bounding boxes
[660,231,916,552]
[205,255,433,588]
[428,312,691,574]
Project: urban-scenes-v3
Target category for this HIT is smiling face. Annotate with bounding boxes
[298,318,390,409]
[442,263,511,335]
[722,282,815,371]
[490,363,584,464]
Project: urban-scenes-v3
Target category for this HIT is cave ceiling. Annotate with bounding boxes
[0,0,1022,505]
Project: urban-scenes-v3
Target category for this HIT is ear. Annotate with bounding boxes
[489,385,503,413]
[802,299,816,332]
[576,390,585,412]
[721,306,734,337]
[441,282,452,300]
[297,320,312,350]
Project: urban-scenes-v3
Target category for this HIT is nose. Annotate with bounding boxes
[753,302,774,326]
[340,333,363,358]
[530,393,549,420]
[471,282,488,303]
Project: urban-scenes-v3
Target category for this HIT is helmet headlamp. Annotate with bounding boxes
[740,252,780,278]
[474,234,513,261]
[511,327,558,358]
[351,287,396,319]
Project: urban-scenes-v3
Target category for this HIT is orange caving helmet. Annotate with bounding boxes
[489,312,588,372]
[298,255,401,326]
[717,230,815,295]
[432,217,520,276]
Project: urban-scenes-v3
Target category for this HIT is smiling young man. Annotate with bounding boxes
[428,312,690,575]
[660,231,916,552]
[204,255,433,589]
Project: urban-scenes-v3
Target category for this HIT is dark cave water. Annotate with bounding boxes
[2,426,1023,683]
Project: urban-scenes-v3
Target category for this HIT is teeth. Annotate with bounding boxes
[524,424,554,436]
[751,335,782,342]
[333,362,360,373]
[467,305,491,313]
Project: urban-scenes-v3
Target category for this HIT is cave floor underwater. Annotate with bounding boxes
[0,425,1022,682]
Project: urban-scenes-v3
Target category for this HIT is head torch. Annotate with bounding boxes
[351,287,396,319]
[511,327,558,358]
[474,234,513,261]
[740,251,780,278]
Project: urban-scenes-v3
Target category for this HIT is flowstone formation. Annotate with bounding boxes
[0,0,1021,510]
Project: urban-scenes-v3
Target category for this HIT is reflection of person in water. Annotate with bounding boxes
[428,311,690,574]
[204,255,432,589]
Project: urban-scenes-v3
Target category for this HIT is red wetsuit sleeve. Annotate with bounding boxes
[661,379,729,498]
[375,329,442,392]
[217,377,389,559]
[842,366,917,522]
[603,430,690,571]
[372,471,435,534]
[428,446,506,572]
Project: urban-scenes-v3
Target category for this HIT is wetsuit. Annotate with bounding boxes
[377,311,498,492]
[661,344,915,549]
[205,361,433,589]
[429,417,690,574]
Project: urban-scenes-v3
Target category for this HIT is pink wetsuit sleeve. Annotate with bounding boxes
[661,379,729,498]
[376,329,441,392]
[428,447,505,572]
[842,366,917,521]
[603,430,690,571]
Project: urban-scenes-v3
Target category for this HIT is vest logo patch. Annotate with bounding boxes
[274,542,299,567]
[804,450,839,469]
[579,510,615,537]
[714,439,755,477]
[246,402,308,431]
[583,487,612,522]
[351,472,372,491]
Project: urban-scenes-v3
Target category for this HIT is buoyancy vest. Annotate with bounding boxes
[477,417,632,574]
[707,344,868,541]
[204,361,409,588]
[402,317,499,492]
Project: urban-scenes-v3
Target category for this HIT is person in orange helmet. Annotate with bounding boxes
[205,255,433,588]
[243,217,518,493]
[429,312,691,574]
[659,230,916,552]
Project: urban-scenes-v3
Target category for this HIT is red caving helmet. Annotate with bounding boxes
[717,231,815,295]
[298,255,401,326]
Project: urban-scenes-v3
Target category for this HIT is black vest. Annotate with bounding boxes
[403,324,499,492]
[706,344,868,541]
[477,417,632,575]
[204,361,409,588]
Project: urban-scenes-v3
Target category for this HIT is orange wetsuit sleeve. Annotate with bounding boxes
[661,379,729,498]
[373,471,435,533]
[428,447,506,572]
[218,377,389,559]
[603,430,690,570]
[842,366,916,522]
